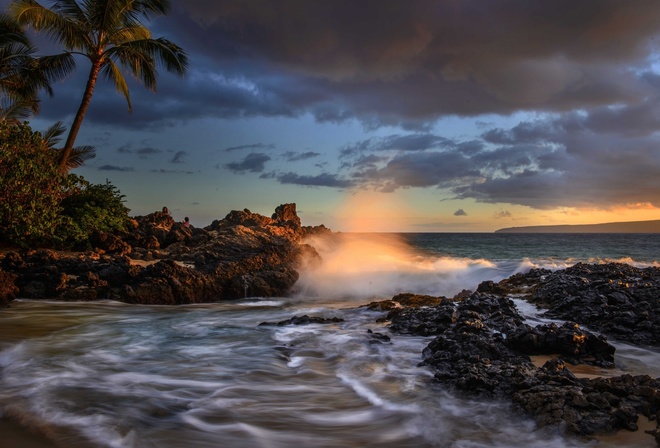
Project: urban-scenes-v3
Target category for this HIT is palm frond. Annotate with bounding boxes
[105,43,157,91]
[0,13,31,47]
[101,58,132,111]
[134,0,171,18]
[109,24,151,44]
[37,52,76,85]
[42,120,66,147]
[107,37,188,87]
[50,0,86,22]
[8,0,187,173]
[0,97,37,121]
[93,0,133,33]
[11,0,91,52]
[0,38,54,101]
[65,144,96,169]
[150,37,188,76]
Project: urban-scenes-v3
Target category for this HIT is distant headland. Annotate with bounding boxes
[495,219,660,233]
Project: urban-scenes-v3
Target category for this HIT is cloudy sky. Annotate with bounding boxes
[8,0,660,231]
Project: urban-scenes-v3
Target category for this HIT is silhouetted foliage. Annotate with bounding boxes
[57,175,132,248]
[0,120,64,245]
[0,120,129,248]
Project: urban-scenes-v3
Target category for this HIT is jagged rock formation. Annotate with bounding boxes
[380,290,660,443]
[0,203,322,304]
[497,262,660,345]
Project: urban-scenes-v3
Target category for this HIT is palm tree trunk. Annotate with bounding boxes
[59,59,102,172]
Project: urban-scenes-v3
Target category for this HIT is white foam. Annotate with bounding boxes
[338,373,419,413]
[241,300,285,307]
[287,356,305,368]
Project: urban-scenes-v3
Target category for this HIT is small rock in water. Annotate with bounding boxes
[258,315,345,326]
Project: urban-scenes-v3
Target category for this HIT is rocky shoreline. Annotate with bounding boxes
[381,288,659,444]
[1,207,659,445]
[0,203,327,306]
[272,267,660,445]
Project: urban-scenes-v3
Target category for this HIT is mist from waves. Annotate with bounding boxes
[294,232,660,302]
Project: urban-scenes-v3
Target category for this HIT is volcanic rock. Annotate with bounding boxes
[385,290,660,442]
[0,268,18,306]
[2,204,320,304]
[496,263,660,345]
[259,314,344,326]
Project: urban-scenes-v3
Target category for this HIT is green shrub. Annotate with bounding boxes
[0,121,65,245]
[1,121,132,249]
[56,175,132,248]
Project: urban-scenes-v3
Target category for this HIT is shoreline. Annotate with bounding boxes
[0,419,57,448]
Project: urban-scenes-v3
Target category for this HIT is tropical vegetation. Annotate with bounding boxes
[0,120,64,245]
[0,13,73,120]
[0,121,130,248]
[10,0,189,171]
[57,175,133,248]
[0,1,187,249]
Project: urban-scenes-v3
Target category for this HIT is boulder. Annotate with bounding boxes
[272,203,301,228]
[259,314,344,326]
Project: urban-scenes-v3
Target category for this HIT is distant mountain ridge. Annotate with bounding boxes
[495,219,660,233]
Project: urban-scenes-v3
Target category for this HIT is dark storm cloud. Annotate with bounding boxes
[455,113,660,208]
[117,144,132,154]
[273,172,354,189]
[138,147,163,156]
[283,151,321,162]
[223,143,275,152]
[454,209,467,216]
[35,66,301,129]
[340,134,453,158]
[224,152,271,173]
[352,150,481,191]
[151,169,196,174]
[98,165,135,172]
[346,154,389,169]
[117,143,163,157]
[291,109,660,209]
[171,151,188,164]
[22,1,660,131]
[157,0,660,127]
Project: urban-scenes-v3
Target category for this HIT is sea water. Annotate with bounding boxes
[0,233,659,448]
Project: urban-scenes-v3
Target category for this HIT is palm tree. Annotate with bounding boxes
[43,120,96,170]
[0,13,74,121]
[10,0,188,171]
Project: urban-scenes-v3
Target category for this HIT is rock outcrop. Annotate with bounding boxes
[497,262,660,345]
[1,203,321,304]
[380,290,660,443]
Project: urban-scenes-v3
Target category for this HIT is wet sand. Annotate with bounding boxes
[598,417,657,448]
[530,355,627,379]
[0,419,56,448]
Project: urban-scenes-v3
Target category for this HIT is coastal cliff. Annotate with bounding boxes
[496,219,660,233]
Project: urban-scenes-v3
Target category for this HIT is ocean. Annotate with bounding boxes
[1,233,659,448]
